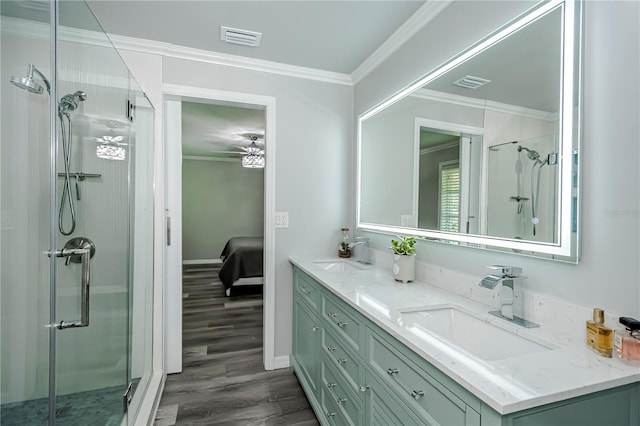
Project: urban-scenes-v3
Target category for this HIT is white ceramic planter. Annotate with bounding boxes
[392,254,415,283]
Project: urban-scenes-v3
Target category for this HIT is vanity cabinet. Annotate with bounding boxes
[292,267,481,426]
[291,266,640,426]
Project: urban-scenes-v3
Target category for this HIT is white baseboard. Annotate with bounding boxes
[182,259,222,265]
[272,355,290,370]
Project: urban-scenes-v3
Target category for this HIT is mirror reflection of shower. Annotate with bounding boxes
[10,64,90,235]
[517,144,558,235]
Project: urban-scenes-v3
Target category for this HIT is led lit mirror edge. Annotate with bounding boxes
[355,0,582,263]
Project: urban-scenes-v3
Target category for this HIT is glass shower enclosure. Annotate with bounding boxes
[1,1,155,424]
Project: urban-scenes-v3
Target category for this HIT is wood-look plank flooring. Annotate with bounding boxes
[154,264,318,426]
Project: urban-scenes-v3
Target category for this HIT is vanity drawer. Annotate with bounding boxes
[322,327,365,397]
[321,358,363,426]
[323,295,363,352]
[367,330,479,426]
[295,270,322,312]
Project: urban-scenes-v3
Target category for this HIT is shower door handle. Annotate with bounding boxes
[50,237,95,330]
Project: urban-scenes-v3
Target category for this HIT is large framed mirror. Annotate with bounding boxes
[357,0,581,262]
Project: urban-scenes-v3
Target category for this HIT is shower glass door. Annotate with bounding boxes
[53,1,133,424]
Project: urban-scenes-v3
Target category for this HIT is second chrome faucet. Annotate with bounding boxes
[349,237,372,265]
[479,265,539,328]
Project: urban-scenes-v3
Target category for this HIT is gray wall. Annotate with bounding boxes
[182,159,264,260]
[162,59,353,356]
[355,1,640,317]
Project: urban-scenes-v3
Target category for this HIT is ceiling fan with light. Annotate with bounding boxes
[211,133,265,168]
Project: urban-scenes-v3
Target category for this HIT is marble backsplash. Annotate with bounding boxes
[370,249,622,338]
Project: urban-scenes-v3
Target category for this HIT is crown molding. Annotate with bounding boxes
[412,89,558,122]
[183,155,239,163]
[351,0,453,85]
[2,16,351,86]
[420,140,459,155]
[108,33,352,86]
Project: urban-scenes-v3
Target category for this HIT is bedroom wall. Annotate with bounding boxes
[354,0,640,318]
[182,159,264,261]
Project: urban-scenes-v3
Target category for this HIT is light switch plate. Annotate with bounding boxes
[274,212,289,228]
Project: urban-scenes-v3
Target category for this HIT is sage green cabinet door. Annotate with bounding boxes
[364,372,424,426]
[293,299,321,396]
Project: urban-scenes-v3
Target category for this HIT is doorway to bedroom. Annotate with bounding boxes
[180,99,266,365]
[163,87,277,376]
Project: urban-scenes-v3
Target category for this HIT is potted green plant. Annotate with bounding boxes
[390,236,416,282]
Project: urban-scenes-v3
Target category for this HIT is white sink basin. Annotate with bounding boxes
[313,261,364,273]
[401,306,557,361]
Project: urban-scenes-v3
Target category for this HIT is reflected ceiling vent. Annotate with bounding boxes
[452,75,491,89]
[220,26,262,47]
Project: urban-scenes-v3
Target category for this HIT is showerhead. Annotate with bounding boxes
[517,145,541,163]
[11,75,44,93]
[10,64,51,95]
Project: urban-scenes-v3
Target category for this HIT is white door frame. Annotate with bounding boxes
[163,83,277,371]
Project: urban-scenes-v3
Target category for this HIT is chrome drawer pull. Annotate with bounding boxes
[327,312,337,318]
[327,382,336,389]
[326,412,336,418]
[411,390,425,400]
[359,385,370,392]
[301,287,311,295]
[336,397,347,404]
[337,358,347,364]
[326,346,336,352]
[337,321,348,327]
[387,368,399,375]
[312,326,319,332]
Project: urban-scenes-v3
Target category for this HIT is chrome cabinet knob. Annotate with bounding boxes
[337,321,348,327]
[311,326,319,332]
[359,385,370,392]
[326,346,336,352]
[411,390,425,399]
[326,412,336,418]
[387,368,399,375]
[337,358,347,364]
[336,397,347,404]
[326,382,336,389]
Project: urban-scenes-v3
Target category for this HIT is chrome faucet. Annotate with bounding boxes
[479,265,539,328]
[349,237,372,264]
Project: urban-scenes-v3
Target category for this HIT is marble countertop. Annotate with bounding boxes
[289,256,640,415]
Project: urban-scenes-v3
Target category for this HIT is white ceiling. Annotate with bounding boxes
[83,1,426,157]
[181,102,265,158]
[86,0,425,75]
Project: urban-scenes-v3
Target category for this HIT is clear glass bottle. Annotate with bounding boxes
[586,308,613,358]
[614,317,640,365]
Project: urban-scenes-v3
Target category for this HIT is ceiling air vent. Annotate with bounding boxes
[452,75,491,89]
[220,26,262,47]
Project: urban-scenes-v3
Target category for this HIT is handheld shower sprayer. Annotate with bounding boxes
[59,91,87,115]
[58,91,87,235]
[517,145,541,164]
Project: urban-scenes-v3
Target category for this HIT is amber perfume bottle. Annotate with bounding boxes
[586,308,613,358]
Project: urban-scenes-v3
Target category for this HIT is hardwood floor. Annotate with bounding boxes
[154,264,318,426]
